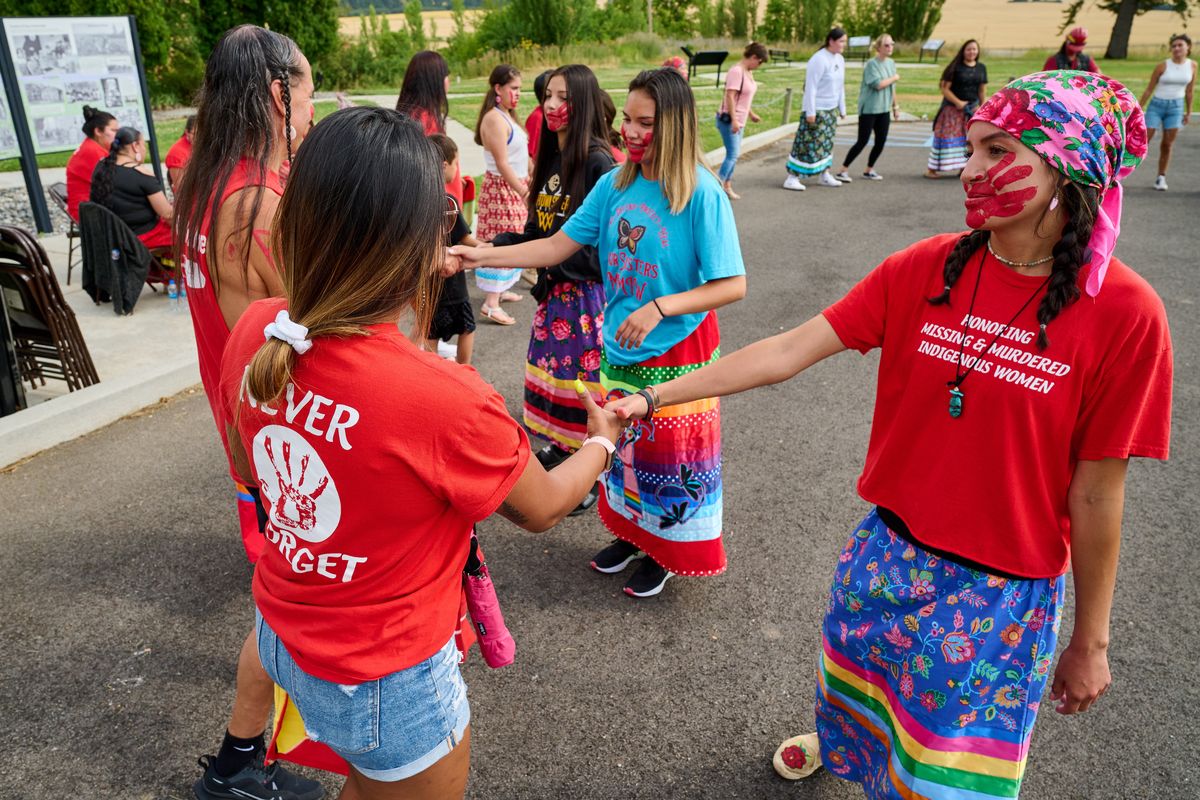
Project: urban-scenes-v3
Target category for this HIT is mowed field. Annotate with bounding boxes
[339,0,1190,52]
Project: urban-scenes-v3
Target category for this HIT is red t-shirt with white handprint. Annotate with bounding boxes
[220,299,530,683]
[823,233,1172,578]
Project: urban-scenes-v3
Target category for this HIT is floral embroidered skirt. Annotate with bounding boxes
[815,508,1065,800]
[474,172,526,294]
[524,279,606,453]
[928,103,969,173]
[787,109,839,176]
[598,312,724,577]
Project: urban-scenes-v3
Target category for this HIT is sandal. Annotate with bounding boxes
[772,732,822,780]
[480,304,515,326]
[499,291,523,303]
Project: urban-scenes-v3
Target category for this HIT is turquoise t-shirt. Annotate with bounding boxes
[561,167,746,365]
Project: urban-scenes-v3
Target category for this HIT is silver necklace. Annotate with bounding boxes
[987,240,1053,268]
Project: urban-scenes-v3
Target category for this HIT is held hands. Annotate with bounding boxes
[575,379,627,448]
[446,242,492,266]
[606,392,650,422]
[614,300,664,350]
[439,254,464,278]
[1049,642,1111,715]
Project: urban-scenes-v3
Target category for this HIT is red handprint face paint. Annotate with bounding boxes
[963,151,1039,229]
[622,127,653,163]
[545,103,570,131]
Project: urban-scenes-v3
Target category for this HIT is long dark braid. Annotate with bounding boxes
[90,126,140,208]
[280,75,294,166]
[927,229,990,305]
[1034,182,1096,349]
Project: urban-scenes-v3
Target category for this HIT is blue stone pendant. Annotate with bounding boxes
[948,387,964,418]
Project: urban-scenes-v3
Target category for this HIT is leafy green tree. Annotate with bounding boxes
[405,0,427,49]
[885,0,944,42]
[1061,0,1191,59]
[195,0,341,64]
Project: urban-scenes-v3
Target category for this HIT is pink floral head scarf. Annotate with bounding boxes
[969,70,1147,296]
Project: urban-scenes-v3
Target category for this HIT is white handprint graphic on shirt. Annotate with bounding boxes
[253,425,342,543]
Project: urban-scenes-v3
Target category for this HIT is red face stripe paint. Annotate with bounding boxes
[546,103,570,132]
[623,128,652,163]
[964,151,1039,228]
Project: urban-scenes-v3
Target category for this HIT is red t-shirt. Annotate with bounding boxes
[181,159,285,470]
[823,233,1172,578]
[220,298,531,683]
[526,107,543,158]
[164,134,192,170]
[410,107,464,206]
[65,138,108,222]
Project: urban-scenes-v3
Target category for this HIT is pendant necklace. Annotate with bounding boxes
[946,248,1052,418]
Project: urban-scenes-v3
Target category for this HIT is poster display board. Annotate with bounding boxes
[4,16,148,155]
[0,90,17,160]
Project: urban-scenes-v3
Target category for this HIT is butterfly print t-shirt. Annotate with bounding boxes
[561,166,745,364]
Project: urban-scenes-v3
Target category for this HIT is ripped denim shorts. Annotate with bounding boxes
[256,611,470,781]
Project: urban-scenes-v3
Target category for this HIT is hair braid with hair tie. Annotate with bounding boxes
[1034,182,1095,349]
[280,75,294,165]
[928,229,990,305]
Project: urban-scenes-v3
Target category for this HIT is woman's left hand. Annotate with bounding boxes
[749,111,762,123]
[615,301,664,350]
[1049,642,1111,715]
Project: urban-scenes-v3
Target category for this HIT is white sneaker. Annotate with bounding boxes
[863,170,884,180]
[833,170,852,183]
[818,170,841,188]
[1154,175,1167,191]
[782,174,806,191]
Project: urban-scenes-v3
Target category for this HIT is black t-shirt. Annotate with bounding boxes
[91,162,163,235]
[491,146,615,299]
[948,62,988,104]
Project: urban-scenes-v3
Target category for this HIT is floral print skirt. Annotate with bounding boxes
[816,508,1064,800]
[787,108,839,175]
[928,102,969,173]
[597,312,725,577]
[523,279,606,453]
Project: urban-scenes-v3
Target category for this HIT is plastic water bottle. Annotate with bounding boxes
[110,247,119,264]
[179,281,188,312]
[167,279,179,311]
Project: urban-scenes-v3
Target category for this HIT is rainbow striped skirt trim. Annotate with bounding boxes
[815,509,1064,799]
[598,312,725,577]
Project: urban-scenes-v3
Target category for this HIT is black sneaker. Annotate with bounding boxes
[193,754,324,800]
[623,558,673,598]
[536,444,569,470]
[590,538,640,574]
[568,483,599,517]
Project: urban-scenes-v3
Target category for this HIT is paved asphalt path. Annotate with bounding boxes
[2,125,1197,800]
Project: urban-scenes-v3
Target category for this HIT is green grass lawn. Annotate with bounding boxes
[7,57,1162,174]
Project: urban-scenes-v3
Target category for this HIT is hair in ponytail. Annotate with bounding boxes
[89,126,140,208]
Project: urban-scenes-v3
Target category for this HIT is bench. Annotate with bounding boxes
[847,35,872,63]
[768,48,791,66]
[681,46,729,87]
[919,39,945,63]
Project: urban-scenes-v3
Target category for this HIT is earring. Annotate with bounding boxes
[1049,193,1059,211]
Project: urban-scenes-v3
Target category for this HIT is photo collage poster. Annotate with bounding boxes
[3,17,148,155]
[0,90,17,160]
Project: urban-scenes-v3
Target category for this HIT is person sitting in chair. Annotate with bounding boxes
[89,126,173,251]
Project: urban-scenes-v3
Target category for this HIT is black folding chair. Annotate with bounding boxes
[47,182,82,285]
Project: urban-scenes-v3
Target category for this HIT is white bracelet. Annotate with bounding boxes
[581,436,615,457]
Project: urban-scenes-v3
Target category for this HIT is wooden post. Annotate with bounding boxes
[781,88,793,127]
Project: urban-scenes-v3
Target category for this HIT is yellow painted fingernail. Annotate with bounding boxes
[574,379,587,394]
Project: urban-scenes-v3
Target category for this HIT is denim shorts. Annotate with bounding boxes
[256,612,470,781]
[1145,96,1184,130]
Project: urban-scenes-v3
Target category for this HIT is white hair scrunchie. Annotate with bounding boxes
[263,309,313,354]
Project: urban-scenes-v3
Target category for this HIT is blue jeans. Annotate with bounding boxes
[715,114,743,181]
